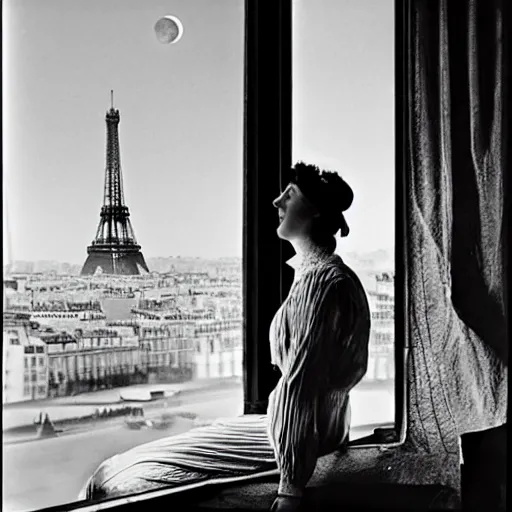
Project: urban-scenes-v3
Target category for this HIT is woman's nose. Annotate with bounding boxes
[272,193,283,208]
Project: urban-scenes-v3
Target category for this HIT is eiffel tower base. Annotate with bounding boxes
[81,250,149,276]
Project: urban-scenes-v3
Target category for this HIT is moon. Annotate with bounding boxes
[154,15,184,44]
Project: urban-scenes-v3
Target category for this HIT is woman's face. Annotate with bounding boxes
[273,183,317,241]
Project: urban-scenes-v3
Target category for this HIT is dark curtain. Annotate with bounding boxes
[406,0,508,453]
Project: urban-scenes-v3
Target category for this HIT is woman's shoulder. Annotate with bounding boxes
[304,255,349,286]
[312,254,347,276]
[308,255,365,293]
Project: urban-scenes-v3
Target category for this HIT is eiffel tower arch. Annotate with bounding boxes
[81,93,149,276]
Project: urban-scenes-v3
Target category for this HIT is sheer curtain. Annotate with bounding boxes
[406,0,508,453]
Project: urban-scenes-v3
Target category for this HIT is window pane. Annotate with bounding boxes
[3,0,244,510]
[292,0,395,440]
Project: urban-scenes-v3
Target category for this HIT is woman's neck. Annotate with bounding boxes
[287,237,335,281]
[290,236,332,262]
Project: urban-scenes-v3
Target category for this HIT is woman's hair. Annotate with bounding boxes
[287,161,354,250]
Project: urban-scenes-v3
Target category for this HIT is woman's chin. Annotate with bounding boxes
[276,227,288,240]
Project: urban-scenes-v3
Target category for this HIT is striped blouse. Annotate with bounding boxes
[267,251,371,496]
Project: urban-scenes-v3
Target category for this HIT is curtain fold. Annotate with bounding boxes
[406,0,508,453]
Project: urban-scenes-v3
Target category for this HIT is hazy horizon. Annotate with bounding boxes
[3,246,395,267]
[3,0,394,264]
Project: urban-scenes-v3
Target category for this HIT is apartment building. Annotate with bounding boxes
[43,326,142,396]
[193,318,243,379]
[3,311,49,403]
[365,272,395,382]
[138,320,195,383]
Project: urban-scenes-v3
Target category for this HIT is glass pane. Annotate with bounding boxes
[2,0,244,510]
[292,0,395,440]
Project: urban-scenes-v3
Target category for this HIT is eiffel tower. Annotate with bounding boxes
[81,92,149,276]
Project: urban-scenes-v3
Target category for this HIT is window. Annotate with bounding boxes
[3,1,244,510]
[5,2,404,511]
[292,0,395,441]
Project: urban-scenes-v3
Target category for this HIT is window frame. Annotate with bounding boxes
[242,0,407,447]
[242,0,293,415]
[30,1,407,511]
[394,0,409,445]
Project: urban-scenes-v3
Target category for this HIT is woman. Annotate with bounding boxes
[82,162,370,512]
[268,162,370,511]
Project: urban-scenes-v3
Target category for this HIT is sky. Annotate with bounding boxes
[3,0,394,264]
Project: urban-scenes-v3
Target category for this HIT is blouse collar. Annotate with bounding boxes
[286,247,339,280]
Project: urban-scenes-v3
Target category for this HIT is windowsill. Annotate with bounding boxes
[182,447,460,510]
[59,445,460,512]
[348,423,397,445]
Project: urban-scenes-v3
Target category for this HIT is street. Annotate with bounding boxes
[3,381,394,512]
